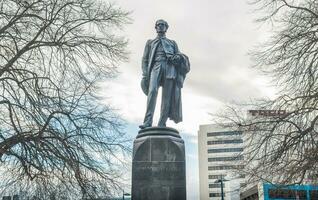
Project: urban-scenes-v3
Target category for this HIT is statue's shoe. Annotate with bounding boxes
[157,123,166,127]
[139,124,151,129]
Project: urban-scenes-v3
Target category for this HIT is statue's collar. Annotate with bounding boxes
[156,35,166,39]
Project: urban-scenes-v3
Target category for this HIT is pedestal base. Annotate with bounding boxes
[131,127,186,200]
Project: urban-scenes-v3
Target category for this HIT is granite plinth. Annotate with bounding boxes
[131,127,186,200]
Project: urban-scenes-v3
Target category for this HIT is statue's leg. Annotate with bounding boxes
[158,78,174,127]
[142,63,162,127]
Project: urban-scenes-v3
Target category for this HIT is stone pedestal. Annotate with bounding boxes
[131,127,186,200]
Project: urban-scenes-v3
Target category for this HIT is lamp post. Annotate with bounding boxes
[215,176,229,200]
[122,191,130,200]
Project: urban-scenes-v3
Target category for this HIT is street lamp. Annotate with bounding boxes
[215,176,229,200]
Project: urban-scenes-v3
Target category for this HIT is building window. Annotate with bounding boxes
[240,182,247,188]
[208,165,244,170]
[207,131,242,137]
[209,175,226,179]
[208,156,243,162]
[209,193,225,197]
[208,174,245,180]
[269,189,307,199]
[239,174,246,178]
[311,190,318,199]
[208,148,243,153]
[209,183,224,188]
[241,193,258,200]
[207,139,243,145]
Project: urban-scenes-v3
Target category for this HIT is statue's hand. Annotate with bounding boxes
[142,76,148,83]
[170,54,181,65]
[141,76,149,95]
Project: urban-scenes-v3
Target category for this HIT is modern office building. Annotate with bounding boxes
[198,124,245,200]
[199,110,317,200]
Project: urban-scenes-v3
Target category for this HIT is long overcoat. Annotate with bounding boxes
[141,37,190,123]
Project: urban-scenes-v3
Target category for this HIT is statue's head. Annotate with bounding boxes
[155,19,168,34]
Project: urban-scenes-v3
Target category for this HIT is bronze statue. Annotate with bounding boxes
[139,19,190,129]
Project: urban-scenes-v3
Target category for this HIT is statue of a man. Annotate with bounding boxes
[139,19,190,129]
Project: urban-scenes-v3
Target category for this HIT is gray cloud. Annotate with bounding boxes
[113,0,270,103]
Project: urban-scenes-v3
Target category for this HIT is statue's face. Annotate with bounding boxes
[155,21,167,34]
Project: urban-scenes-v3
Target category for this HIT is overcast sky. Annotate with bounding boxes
[102,0,275,199]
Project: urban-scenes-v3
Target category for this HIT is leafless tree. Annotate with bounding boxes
[215,0,318,185]
[0,0,130,198]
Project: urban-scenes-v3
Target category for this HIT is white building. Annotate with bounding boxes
[198,124,245,200]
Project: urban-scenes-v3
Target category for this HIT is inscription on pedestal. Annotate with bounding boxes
[133,162,185,181]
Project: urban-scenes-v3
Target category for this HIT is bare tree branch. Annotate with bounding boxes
[0,0,131,198]
[216,0,318,185]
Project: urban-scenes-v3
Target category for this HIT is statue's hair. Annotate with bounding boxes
[155,19,169,29]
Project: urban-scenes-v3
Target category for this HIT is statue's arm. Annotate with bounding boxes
[169,40,181,65]
[174,40,180,54]
[142,40,151,78]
